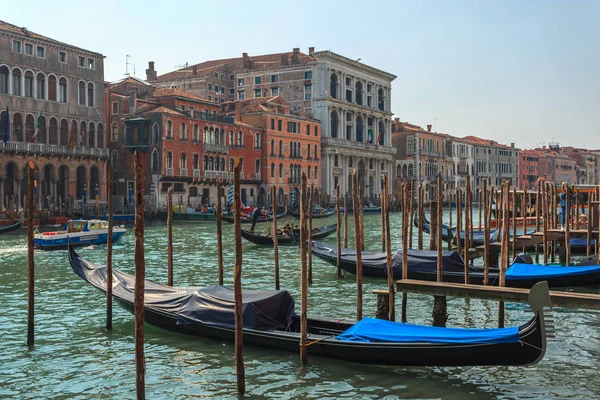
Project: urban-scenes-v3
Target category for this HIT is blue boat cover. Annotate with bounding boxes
[506,263,600,281]
[337,318,520,344]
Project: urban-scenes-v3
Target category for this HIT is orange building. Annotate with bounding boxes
[222,96,321,205]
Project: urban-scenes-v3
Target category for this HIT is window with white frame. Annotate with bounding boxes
[88,58,95,69]
[36,46,45,58]
[270,74,279,83]
[254,76,262,85]
[78,56,85,67]
[12,40,21,53]
[24,44,33,56]
[59,51,67,63]
[272,87,279,96]
[254,89,262,98]
[111,122,118,141]
[238,91,245,100]
[304,84,312,100]
[238,78,245,86]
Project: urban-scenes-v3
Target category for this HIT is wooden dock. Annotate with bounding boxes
[379,279,600,310]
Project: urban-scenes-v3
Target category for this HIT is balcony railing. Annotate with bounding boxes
[204,143,229,154]
[193,169,200,178]
[321,137,396,154]
[166,168,174,176]
[180,168,188,177]
[254,173,261,180]
[2,141,109,158]
[203,170,229,180]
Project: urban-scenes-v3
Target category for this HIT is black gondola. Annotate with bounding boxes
[287,207,336,219]
[242,224,338,246]
[222,209,287,224]
[0,220,23,234]
[68,244,550,367]
[312,241,600,288]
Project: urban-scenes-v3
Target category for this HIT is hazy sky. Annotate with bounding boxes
[4,0,599,149]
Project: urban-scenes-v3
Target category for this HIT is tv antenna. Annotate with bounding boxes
[172,62,192,89]
[125,55,136,77]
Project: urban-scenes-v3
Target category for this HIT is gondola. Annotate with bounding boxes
[0,220,22,234]
[68,244,550,367]
[312,241,600,288]
[242,224,338,246]
[241,229,295,245]
[287,206,336,219]
[222,209,287,224]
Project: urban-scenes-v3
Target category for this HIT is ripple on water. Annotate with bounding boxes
[0,213,598,399]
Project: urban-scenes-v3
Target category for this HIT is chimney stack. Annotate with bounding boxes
[394,117,399,123]
[242,52,249,68]
[511,142,515,148]
[293,47,300,54]
[427,124,432,132]
[308,47,315,55]
[129,87,138,116]
[280,54,288,65]
[146,61,157,81]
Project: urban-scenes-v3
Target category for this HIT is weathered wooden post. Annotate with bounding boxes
[217,178,224,286]
[343,193,349,248]
[431,175,447,327]
[106,166,114,330]
[383,176,395,321]
[133,151,146,400]
[417,183,424,250]
[587,191,593,257]
[408,181,414,249]
[564,183,571,266]
[512,187,517,258]
[299,172,308,364]
[542,182,549,265]
[483,179,490,285]
[575,188,580,230]
[308,184,314,285]
[401,183,409,323]
[9,194,14,219]
[499,180,510,328]
[522,186,528,253]
[352,170,363,321]
[536,179,541,263]
[271,185,280,289]
[463,177,471,283]
[456,187,462,256]
[27,162,35,346]
[381,182,386,252]
[449,189,453,228]
[232,158,246,392]
[336,184,342,278]
[468,176,474,250]
[95,186,100,219]
[167,186,174,286]
[478,189,482,231]
[551,184,557,263]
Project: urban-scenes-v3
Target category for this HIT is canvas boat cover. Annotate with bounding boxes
[70,250,295,331]
[312,241,465,272]
[506,263,600,281]
[337,318,520,344]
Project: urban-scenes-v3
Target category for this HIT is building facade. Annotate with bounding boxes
[519,149,541,190]
[465,136,520,192]
[449,137,475,192]
[0,20,107,212]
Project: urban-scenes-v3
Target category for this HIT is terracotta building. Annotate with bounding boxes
[519,149,542,190]
[0,20,107,212]
[537,148,577,185]
[222,96,321,205]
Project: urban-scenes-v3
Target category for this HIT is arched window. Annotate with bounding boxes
[314,144,318,159]
[270,139,275,156]
[255,159,260,175]
[25,114,35,142]
[290,142,293,158]
[97,123,104,148]
[180,153,187,171]
[378,88,385,111]
[24,71,34,98]
[330,110,339,138]
[255,133,260,149]
[36,72,45,99]
[378,120,385,146]
[78,81,86,105]
[87,82,94,107]
[59,119,68,144]
[314,166,318,181]
[356,116,364,142]
[270,163,275,178]
[152,123,159,144]
[308,165,311,179]
[209,128,214,144]
[220,129,225,145]
[330,73,338,99]
[59,77,67,103]
[408,164,414,178]
[111,150,119,171]
[307,145,311,159]
[237,131,243,147]
[396,164,401,178]
[151,150,159,172]
[88,122,96,148]
[203,126,208,143]
[192,154,199,171]
[166,152,173,169]
[355,81,363,106]
[193,124,199,142]
[12,68,22,96]
[180,123,187,141]
[48,75,57,101]
[111,122,118,142]
[298,143,302,158]
[279,163,283,178]
[279,140,283,156]
[166,120,172,138]
[229,130,234,146]
[79,121,86,148]
[49,117,58,145]
[0,66,8,94]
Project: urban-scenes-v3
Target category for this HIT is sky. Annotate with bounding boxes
[4,0,599,149]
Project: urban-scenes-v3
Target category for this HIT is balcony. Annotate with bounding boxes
[125,118,150,153]
[203,170,229,180]
[254,173,261,180]
[166,168,174,176]
[193,169,200,179]
[204,143,229,154]
[180,168,188,177]
[321,137,396,155]
[2,141,109,159]
[198,112,235,124]
[288,177,300,184]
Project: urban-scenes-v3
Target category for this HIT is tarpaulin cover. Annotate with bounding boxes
[311,241,465,273]
[337,318,520,344]
[70,249,295,330]
[570,237,597,248]
[506,263,600,281]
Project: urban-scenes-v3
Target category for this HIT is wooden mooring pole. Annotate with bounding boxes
[133,151,146,400]
[417,183,423,250]
[343,193,349,248]
[352,170,363,321]
[483,179,490,285]
[336,184,342,278]
[535,180,541,263]
[564,183,571,266]
[308,184,314,285]
[381,182,386,252]
[432,175,447,327]
[463,177,471,284]
[217,179,224,286]
[272,185,280,289]
[27,162,35,346]
[408,181,414,249]
[401,182,409,323]
[232,158,245,393]
[299,172,308,364]
[498,180,509,328]
[167,186,174,286]
[106,166,114,330]
[512,187,517,258]
[383,176,395,321]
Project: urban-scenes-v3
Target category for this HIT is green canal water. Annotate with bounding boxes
[1,210,599,399]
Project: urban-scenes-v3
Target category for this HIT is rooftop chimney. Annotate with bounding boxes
[146,61,157,81]
[308,47,315,55]
[293,47,300,54]
[427,124,432,132]
[242,52,249,68]
[394,117,400,123]
[511,142,515,148]
[280,54,288,66]
[129,87,138,116]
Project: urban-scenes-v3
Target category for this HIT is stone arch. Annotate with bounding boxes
[13,112,23,142]
[330,73,338,99]
[330,110,339,138]
[57,165,69,203]
[25,113,35,142]
[97,123,104,148]
[79,121,87,148]
[76,165,87,199]
[90,166,100,199]
[59,118,68,145]
[42,164,55,208]
[88,122,96,148]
